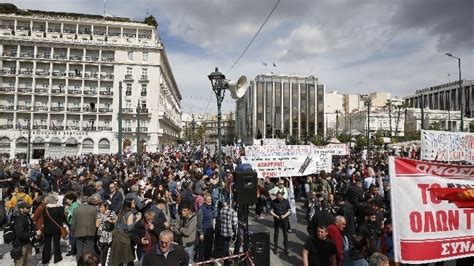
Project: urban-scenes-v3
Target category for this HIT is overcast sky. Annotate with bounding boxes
[8,0,474,114]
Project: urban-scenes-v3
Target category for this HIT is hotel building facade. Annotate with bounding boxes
[0,5,181,159]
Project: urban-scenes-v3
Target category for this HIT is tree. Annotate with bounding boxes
[355,135,368,149]
[470,121,474,132]
[309,135,327,146]
[336,133,351,143]
[374,136,385,147]
[144,15,158,28]
[196,124,207,144]
[385,100,393,137]
[395,102,409,138]
[429,121,441,131]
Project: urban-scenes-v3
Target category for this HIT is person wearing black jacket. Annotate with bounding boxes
[270,191,291,255]
[334,193,356,237]
[42,194,67,264]
[131,209,160,261]
[11,202,41,266]
[142,230,189,266]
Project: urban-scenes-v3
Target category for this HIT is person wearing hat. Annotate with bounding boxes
[11,202,41,266]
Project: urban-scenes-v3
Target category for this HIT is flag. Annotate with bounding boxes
[262,62,267,67]
[273,62,276,67]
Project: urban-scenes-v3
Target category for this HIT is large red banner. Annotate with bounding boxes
[389,157,474,263]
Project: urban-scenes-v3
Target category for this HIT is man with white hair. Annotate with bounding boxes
[142,230,189,265]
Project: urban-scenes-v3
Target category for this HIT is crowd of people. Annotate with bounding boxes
[0,146,470,266]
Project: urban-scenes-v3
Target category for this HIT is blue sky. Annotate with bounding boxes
[7,0,473,114]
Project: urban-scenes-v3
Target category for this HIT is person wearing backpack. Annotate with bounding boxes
[11,202,41,266]
[6,186,33,218]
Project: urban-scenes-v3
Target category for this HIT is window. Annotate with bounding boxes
[7,99,13,107]
[143,52,148,61]
[141,68,147,78]
[126,84,132,96]
[127,67,132,75]
[74,83,80,90]
[7,118,13,126]
[41,119,46,126]
[125,100,131,109]
[141,84,147,96]
[127,51,133,60]
[141,100,146,110]
[25,100,31,107]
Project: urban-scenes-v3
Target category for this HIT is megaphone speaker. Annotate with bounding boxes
[228,75,248,99]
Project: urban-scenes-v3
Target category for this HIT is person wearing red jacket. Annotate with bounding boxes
[327,215,346,266]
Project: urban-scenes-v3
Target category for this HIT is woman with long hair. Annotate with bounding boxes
[109,198,141,266]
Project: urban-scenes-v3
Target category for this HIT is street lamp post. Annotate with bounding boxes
[118,81,123,160]
[208,67,226,190]
[445,53,463,131]
[335,110,341,137]
[136,100,141,156]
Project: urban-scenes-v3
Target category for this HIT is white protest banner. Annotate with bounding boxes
[421,130,474,163]
[389,157,474,264]
[244,145,315,157]
[241,153,331,179]
[321,143,350,155]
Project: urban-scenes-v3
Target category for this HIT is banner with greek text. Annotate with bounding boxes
[322,143,350,156]
[421,130,474,163]
[241,152,332,179]
[244,145,315,157]
[389,157,474,264]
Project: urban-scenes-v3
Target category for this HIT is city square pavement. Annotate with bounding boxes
[0,202,457,265]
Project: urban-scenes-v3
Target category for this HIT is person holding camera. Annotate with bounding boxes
[11,202,41,266]
[270,190,291,255]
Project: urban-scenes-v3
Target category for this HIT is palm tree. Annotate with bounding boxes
[385,100,393,137]
[395,102,409,138]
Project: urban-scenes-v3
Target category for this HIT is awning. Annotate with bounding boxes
[66,137,78,145]
[33,137,45,144]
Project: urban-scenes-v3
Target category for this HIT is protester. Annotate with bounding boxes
[142,230,189,265]
[302,225,337,266]
[196,193,214,261]
[72,195,98,261]
[95,201,117,265]
[11,202,41,266]
[172,202,197,264]
[42,193,66,264]
[270,191,290,255]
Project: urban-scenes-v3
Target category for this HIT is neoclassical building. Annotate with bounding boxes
[0,4,181,159]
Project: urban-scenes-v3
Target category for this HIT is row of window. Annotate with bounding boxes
[127,51,148,61]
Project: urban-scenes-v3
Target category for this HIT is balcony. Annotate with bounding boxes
[85,56,99,62]
[2,51,17,57]
[139,75,149,82]
[63,28,76,34]
[125,91,132,96]
[101,57,114,62]
[35,70,50,76]
[140,108,149,113]
[83,127,97,132]
[19,70,33,75]
[0,125,13,129]
[122,108,134,113]
[34,88,49,94]
[98,108,112,113]
[70,55,83,61]
[50,107,65,112]
[53,55,67,60]
[32,26,45,32]
[20,53,34,58]
[51,88,65,94]
[101,74,114,80]
[98,126,112,131]
[123,127,132,132]
[141,91,147,97]
[83,90,97,95]
[67,89,81,95]
[84,73,99,79]
[66,126,80,130]
[68,72,82,78]
[139,34,152,39]
[17,87,33,93]
[47,28,61,33]
[52,71,66,77]
[137,127,148,132]
[0,87,15,92]
[33,106,48,111]
[124,74,133,81]
[0,105,14,110]
[0,69,16,75]
[0,24,14,30]
[78,29,91,35]
[93,31,106,36]
[16,106,31,111]
[83,107,97,113]
[33,125,48,129]
[108,32,121,37]
[51,126,64,130]
[99,91,113,96]
[36,53,51,59]
[67,107,81,112]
